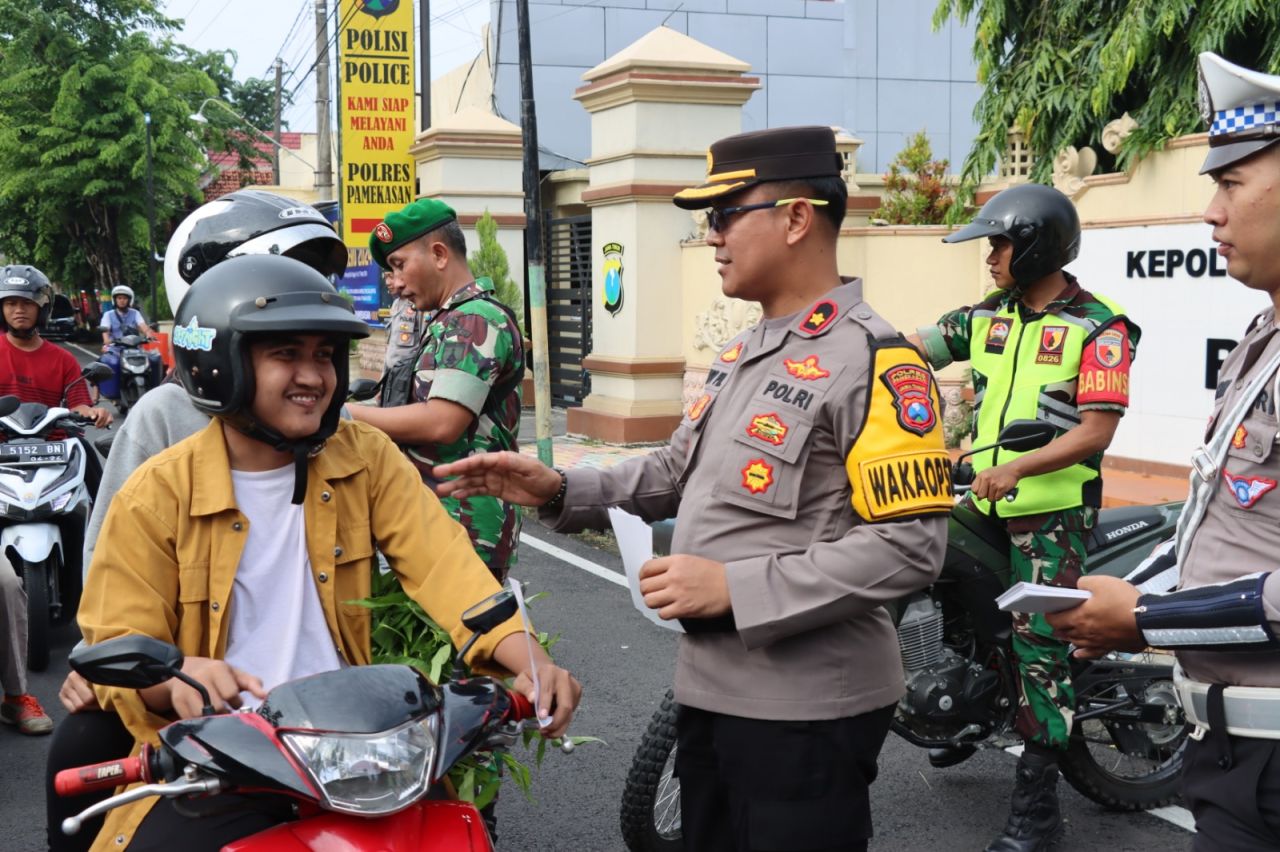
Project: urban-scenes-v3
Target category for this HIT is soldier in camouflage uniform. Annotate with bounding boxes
[349,199,524,581]
[911,184,1140,852]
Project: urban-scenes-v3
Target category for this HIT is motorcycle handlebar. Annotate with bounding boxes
[951,484,1019,502]
[505,690,536,722]
[55,756,148,797]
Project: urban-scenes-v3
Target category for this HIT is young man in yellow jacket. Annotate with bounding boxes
[76,255,580,851]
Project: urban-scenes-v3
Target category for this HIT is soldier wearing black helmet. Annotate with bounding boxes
[75,254,581,851]
[909,183,1141,852]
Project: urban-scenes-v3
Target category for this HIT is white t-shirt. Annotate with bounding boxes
[224,464,344,708]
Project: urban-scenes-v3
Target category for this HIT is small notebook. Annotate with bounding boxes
[996,581,1092,614]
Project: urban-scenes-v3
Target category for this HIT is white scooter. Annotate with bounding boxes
[0,363,111,671]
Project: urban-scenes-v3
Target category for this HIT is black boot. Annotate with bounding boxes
[984,750,1064,852]
[928,743,977,768]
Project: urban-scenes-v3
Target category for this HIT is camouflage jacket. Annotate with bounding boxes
[407,278,524,579]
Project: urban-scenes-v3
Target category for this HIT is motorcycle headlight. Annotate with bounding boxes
[281,716,437,815]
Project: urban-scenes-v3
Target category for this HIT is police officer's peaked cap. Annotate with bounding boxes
[1198,53,1280,174]
[369,198,458,269]
[673,126,844,209]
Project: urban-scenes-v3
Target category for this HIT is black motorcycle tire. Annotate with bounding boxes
[1058,686,1186,811]
[24,560,50,672]
[620,689,682,852]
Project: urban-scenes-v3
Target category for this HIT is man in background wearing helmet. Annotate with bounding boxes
[909,184,1140,852]
[0,266,110,740]
[1049,53,1280,852]
[97,284,162,401]
[347,199,524,583]
[75,254,580,851]
[46,190,355,852]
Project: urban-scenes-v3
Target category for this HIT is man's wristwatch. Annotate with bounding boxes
[541,467,568,513]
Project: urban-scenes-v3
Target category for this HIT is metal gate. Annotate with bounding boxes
[542,214,592,406]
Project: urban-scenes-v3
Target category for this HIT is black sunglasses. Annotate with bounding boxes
[706,198,831,234]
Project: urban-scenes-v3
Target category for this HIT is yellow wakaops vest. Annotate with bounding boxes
[968,296,1123,517]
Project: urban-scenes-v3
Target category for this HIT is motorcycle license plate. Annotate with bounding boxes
[0,442,67,465]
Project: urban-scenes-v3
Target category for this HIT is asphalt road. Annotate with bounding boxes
[0,343,1197,850]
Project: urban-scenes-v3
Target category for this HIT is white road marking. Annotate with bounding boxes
[68,342,100,361]
[526,530,1195,834]
[519,531,626,588]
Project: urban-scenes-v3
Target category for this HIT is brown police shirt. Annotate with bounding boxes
[546,279,948,721]
[1179,307,1280,686]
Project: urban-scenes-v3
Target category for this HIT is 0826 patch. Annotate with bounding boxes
[1036,326,1068,365]
[1223,470,1276,509]
[880,364,937,436]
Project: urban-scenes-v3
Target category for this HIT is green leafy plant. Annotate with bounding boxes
[353,568,599,808]
[469,210,525,335]
[873,131,957,225]
[935,0,1280,201]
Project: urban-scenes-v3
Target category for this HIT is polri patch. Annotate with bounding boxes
[880,364,937,436]
[1036,326,1067,365]
[741,458,774,494]
[746,412,788,446]
[688,394,711,421]
[798,300,838,336]
[373,222,394,243]
[1094,328,1124,368]
[1223,470,1276,508]
[172,316,217,351]
[783,355,830,381]
[720,342,743,363]
[984,319,1011,354]
[1232,426,1248,449]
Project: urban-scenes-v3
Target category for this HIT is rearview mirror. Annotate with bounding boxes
[82,363,114,385]
[0,395,19,418]
[69,636,184,689]
[996,420,1057,453]
[461,589,519,636]
[347,378,379,402]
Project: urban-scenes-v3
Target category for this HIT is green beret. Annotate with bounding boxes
[368,198,458,269]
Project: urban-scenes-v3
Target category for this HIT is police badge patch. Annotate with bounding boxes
[798,300,838,336]
[373,222,394,243]
[1036,326,1068,365]
[984,319,1011,354]
[1094,328,1124,368]
[720,342,743,363]
[880,364,937,436]
[688,394,711,421]
[1223,470,1276,508]
[1232,426,1248,450]
[741,458,774,494]
[746,412,788,446]
[783,355,830,381]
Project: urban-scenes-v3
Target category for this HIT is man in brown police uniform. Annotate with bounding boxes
[1048,53,1280,851]
[434,126,950,850]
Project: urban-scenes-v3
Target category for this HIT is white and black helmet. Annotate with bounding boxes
[0,265,54,334]
[172,254,369,503]
[164,189,347,315]
[110,284,135,305]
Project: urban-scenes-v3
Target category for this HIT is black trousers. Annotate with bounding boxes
[45,710,136,852]
[675,703,895,852]
[1183,734,1280,851]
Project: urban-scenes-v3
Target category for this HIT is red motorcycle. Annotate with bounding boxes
[56,590,540,851]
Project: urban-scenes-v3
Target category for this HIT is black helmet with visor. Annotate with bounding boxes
[942,184,1081,288]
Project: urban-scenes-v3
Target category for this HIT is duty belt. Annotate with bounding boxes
[1175,665,1280,740]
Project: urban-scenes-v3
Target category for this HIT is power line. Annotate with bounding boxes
[190,0,235,43]
[264,0,314,78]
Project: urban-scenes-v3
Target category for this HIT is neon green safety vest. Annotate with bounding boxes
[968,295,1125,517]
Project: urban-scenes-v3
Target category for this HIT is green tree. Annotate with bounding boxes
[873,130,957,224]
[469,210,525,335]
[936,1,1280,193]
[186,50,293,175]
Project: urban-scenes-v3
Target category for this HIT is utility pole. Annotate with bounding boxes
[273,57,283,184]
[419,0,430,132]
[143,111,157,322]
[314,0,333,198]
[516,0,552,466]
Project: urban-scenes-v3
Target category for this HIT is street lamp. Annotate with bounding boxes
[144,111,157,322]
[190,98,318,172]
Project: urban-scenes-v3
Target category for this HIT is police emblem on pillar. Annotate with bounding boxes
[360,0,400,18]
[602,242,624,316]
[880,364,937,436]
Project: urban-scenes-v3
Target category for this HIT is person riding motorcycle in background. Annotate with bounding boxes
[909,184,1141,852]
[97,284,163,391]
[46,189,357,852]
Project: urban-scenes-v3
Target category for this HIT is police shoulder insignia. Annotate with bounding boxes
[746,412,788,446]
[741,458,774,494]
[798,300,838,336]
[1094,327,1125,368]
[1232,425,1247,449]
[687,393,711,421]
[783,355,830,381]
[880,364,937,436]
[720,341,744,363]
[1222,470,1275,509]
